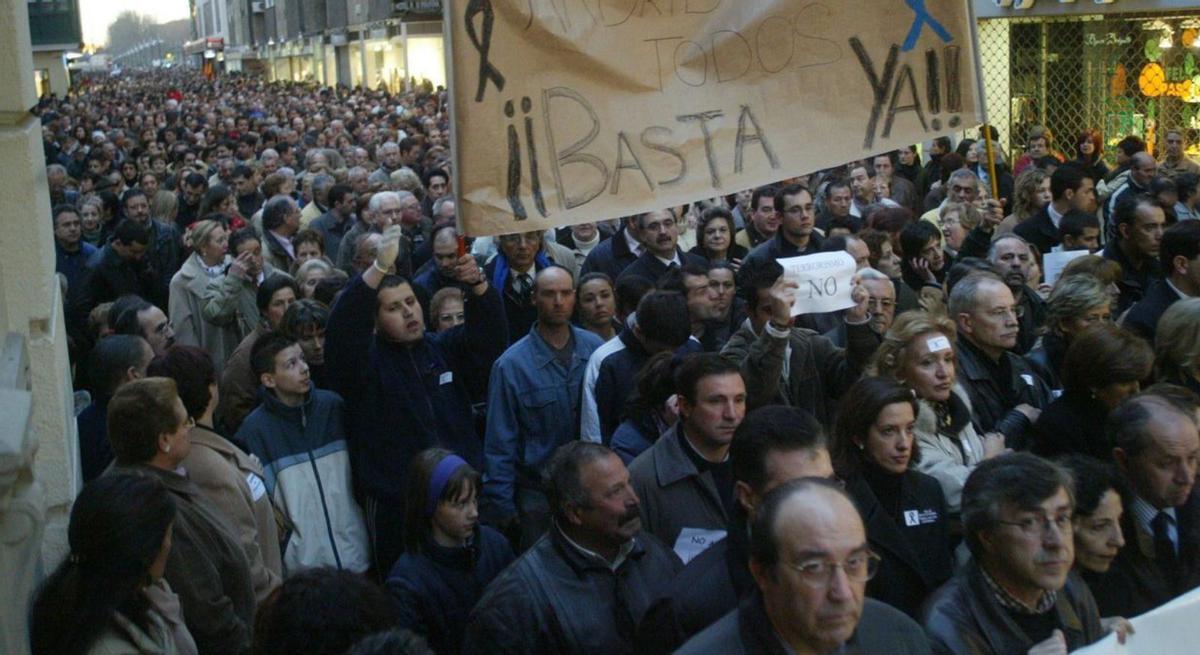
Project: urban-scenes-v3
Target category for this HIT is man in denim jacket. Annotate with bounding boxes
[484,265,604,550]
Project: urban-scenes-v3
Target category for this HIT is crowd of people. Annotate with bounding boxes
[29,69,1200,655]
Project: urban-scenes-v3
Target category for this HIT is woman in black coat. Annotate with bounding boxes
[832,376,955,619]
[688,206,748,268]
[1032,324,1153,461]
[387,449,515,655]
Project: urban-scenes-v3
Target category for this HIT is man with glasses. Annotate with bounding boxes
[988,235,1046,354]
[742,183,824,270]
[823,268,895,347]
[925,453,1107,654]
[949,272,1051,450]
[616,208,705,284]
[486,230,567,344]
[676,476,930,654]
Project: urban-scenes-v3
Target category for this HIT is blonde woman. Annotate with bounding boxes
[169,220,239,372]
[870,311,1005,514]
[996,167,1051,237]
[1155,297,1200,393]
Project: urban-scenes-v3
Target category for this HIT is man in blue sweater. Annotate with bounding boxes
[326,225,508,574]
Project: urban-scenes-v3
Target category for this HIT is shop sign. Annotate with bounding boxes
[1083,33,1133,47]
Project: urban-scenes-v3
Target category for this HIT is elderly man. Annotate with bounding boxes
[988,235,1047,354]
[950,272,1051,449]
[484,267,604,549]
[676,477,930,654]
[636,406,836,654]
[823,267,895,346]
[464,442,681,655]
[485,230,578,344]
[1094,391,1200,617]
[616,208,706,284]
[924,453,1108,654]
[336,191,401,273]
[261,195,302,272]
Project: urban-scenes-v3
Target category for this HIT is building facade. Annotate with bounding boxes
[978,0,1200,163]
[190,0,445,90]
[27,0,81,97]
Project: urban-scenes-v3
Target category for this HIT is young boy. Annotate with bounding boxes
[237,331,370,574]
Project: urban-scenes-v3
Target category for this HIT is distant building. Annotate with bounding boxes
[28,0,83,97]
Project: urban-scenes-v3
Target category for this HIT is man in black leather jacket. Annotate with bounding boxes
[950,272,1052,450]
[462,442,680,654]
[924,454,1107,654]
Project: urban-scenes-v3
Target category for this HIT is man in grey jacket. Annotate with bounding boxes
[628,353,745,563]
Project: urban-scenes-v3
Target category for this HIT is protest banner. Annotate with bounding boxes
[446,0,986,236]
[778,251,856,316]
[1071,586,1200,654]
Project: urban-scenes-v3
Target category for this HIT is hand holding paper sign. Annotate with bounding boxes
[844,278,871,324]
[767,277,799,329]
[778,252,858,317]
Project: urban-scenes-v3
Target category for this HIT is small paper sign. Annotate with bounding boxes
[1042,249,1090,286]
[779,251,857,316]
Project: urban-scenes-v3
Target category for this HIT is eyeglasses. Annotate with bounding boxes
[783,551,881,588]
[997,513,1073,538]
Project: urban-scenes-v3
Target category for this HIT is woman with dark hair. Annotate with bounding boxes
[197,184,247,231]
[1071,129,1110,183]
[898,220,947,294]
[1032,324,1153,460]
[688,206,748,268]
[575,272,620,342]
[148,345,283,604]
[106,377,257,653]
[386,449,514,655]
[30,473,195,655]
[1056,455,1135,629]
[611,351,678,464]
[120,160,140,190]
[831,376,954,618]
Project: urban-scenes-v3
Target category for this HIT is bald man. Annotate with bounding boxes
[483,266,606,549]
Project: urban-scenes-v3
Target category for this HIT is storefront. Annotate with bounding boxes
[183,37,225,78]
[978,0,1200,161]
[329,20,445,91]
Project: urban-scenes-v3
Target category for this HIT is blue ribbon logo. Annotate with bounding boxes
[902,0,952,52]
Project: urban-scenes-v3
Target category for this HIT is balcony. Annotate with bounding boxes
[28,0,82,49]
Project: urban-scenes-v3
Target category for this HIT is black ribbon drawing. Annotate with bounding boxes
[465,0,506,103]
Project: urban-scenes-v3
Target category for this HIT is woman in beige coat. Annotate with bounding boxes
[30,473,197,655]
[870,311,1006,515]
[169,219,239,373]
[149,345,283,602]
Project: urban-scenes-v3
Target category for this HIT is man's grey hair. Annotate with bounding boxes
[347,166,368,180]
[857,267,890,282]
[432,196,454,218]
[1107,392,1199,460]
[961,453,1075,559]
[368,191,400,213]
[948,270,1005,318]
[545,441,618,518]
[948,168,979,186]
[47,163,67,177]
[312,173,336,197]
[987,234,1031,262]
[378,141,400,154]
